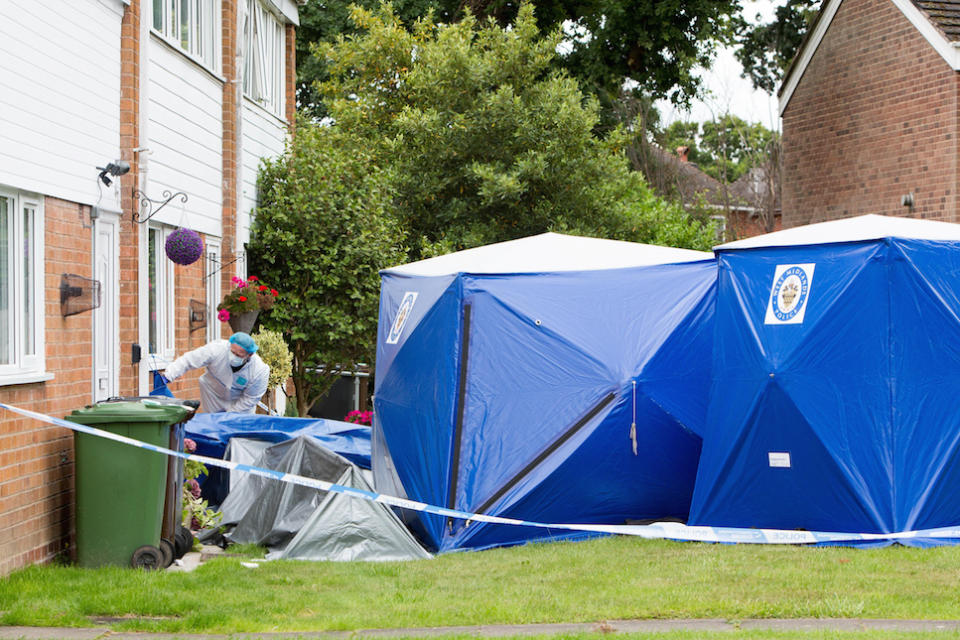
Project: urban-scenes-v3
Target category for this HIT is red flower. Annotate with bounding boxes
[271,289,278,296]
[238,295,247,302]
[259,285,268,291]
[248,276,258,281]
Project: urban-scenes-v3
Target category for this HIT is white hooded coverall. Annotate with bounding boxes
[164,340,270,413]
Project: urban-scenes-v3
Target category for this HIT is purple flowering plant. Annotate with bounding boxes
[165,228,205,265]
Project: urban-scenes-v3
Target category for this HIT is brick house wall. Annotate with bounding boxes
[781,0,960,227]
[118,0,142,399]
[0,197,96,574]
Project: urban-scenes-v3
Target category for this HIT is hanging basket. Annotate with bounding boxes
[165,228,204,265]
[227,310,259,334]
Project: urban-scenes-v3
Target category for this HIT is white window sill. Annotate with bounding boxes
[0,371,55,387]
[149,30,226,84]
[242,95,288,127]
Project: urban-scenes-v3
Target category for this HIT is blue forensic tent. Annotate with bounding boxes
[689,214,960,545]
[373,233,717,551]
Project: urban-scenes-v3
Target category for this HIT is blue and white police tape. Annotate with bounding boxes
[4,400,960,546]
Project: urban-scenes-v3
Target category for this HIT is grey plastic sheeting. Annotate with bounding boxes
[270,465,432,562]
[220,435,431,561]
[224,438,272,492]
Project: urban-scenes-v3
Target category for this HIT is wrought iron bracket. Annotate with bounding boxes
[132,189,187,223]
[204,253,245,281]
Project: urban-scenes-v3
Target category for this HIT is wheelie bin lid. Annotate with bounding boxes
[66,399,193,425]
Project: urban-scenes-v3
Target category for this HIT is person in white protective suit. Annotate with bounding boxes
[161,332,269,413]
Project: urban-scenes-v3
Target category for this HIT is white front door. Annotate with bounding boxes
[93,211,119,401]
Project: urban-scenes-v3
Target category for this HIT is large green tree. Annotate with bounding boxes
[315,3,714,257]
[249,125,406,416]
[734,0,821,93]
[296,0,742,119]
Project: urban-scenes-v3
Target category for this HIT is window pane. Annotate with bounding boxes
[0,198,9,365]
[168,0,177,38]
[149,229,158,354]
[153,0,163,31]
[242,6,252,93]
[194,0,203,60]
[179,0,190,49]
[22,205,34,356]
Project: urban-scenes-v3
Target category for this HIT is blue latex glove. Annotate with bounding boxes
[151,371,174,397]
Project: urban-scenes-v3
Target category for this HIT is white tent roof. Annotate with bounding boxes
[717,214,960,251]
[384,232,712,276]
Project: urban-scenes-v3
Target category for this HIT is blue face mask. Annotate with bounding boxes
[229,354,246,368]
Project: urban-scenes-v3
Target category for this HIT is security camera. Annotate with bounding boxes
[97,160,130,186]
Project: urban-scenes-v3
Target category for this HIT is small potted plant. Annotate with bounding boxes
[217,275,279,334]
[251,328,293,413]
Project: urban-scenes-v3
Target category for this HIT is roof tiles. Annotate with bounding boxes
[914,0,960,41]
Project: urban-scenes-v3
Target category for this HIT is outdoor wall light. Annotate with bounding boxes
[97,160,130,187]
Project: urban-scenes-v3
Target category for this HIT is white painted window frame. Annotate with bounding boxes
[0,188,47,385]
[205,239,221,343]
[243,0,285,118]
[147,224,176,368]
[152,0,221,74]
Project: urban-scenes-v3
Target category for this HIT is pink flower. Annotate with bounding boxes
[218,308,230,322]
[345,410,373,426]
[187,478,201,499]
[184,438,197,453]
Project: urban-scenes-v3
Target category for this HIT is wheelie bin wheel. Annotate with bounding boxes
[174,525,193,558]
[159,538,175,567]
[130,545,163,570]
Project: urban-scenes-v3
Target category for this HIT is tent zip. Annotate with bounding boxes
[473,390,618,518]
[446,303,472,530]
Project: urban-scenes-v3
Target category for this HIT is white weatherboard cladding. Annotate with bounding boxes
[145,38,223,237]
[240,99,287,246]
[0,0,123,207]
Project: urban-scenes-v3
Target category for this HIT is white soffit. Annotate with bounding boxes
[779,0,960,115]
[716,214,960,250]
[262,0,299,25]
[384,232,713,277]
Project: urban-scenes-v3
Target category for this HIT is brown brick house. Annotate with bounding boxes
[780,0,960,227]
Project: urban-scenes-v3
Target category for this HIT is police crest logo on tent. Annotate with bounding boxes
[765,264,816,325]
[386,291,418,344]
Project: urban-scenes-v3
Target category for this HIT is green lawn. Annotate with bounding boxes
[2,536,960,634]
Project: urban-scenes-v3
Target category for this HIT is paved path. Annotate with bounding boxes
[3,619,960,639]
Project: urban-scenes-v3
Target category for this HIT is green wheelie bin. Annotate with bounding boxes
[66,399,192,569]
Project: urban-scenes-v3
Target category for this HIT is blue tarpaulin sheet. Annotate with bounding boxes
[186,412,371,468]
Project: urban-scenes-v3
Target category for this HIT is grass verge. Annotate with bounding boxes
[1,537,960,633]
